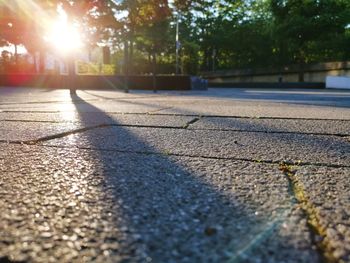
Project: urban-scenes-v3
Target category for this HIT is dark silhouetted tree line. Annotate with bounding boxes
[1,0,350,75]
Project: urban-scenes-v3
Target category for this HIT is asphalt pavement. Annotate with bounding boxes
[0,87,350,263]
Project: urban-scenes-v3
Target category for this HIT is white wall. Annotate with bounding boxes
[326,76,350,89]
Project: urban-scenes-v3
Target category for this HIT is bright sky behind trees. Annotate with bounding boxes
[0,0,350,74]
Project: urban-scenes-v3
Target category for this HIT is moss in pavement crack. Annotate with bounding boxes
[279,162,338,263]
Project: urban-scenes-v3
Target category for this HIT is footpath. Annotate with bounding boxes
[0,87,350,263]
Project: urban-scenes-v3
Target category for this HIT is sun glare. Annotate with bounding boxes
[46,8,83,54]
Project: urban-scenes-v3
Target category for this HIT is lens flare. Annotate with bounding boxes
[46,19,83,54]
[45,5,83,54]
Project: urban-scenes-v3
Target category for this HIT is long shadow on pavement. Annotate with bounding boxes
[63,92,320,262]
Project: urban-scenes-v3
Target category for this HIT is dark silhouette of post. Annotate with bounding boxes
[175,14,179,75]
[67,57,76,95]
[152,51,157,93]
[124,40,129,93]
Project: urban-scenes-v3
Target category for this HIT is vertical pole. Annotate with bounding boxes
[212,48,216,72]
[68,56,76,95]
[124,40,129,93]
[64,16,76,95]
[175,14,179,75]
[152,51,157,93]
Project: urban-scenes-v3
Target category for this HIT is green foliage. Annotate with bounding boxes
[182,40,200,74]
[270,0,350,65]
[1,0,350,74]
[76,61,116,75]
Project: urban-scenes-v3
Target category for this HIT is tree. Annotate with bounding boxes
[2,0,350,76]
[270,0,350,80]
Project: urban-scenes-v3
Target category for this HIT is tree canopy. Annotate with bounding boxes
[1,0,350,74]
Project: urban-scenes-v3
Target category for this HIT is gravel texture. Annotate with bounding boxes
[0,144,320,262]
[190,117,350,135]
[44,126,350,167]
[156,100,350,119]
[1,87,350,262]
[0,101,166,114]
[0,121,85,142]
[2,88,350,119]
[1,112,193,128]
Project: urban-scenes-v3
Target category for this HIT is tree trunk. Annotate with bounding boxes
[208,47,214,72]
[39,51,45,74]
[204,48,210,71]
[203,47,213,71]
[128,27,135,75]
[67,57,76,94]
[298,62,304,82]
[124,40,129,93]
[152,51,157,93]
[147,52,152,66]
[212,48,217,72]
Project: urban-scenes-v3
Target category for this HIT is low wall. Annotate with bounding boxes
[208,82,325,89]
[0,74,192,90]
[203,61,350,87]
[326,76,350,89]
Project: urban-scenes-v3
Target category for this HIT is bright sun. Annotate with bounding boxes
[46,9,83,54]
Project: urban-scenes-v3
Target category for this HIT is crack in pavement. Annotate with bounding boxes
[1,115,349,169]
[0,94,163,106]
[2,140,348,169]
[279,163,337,263]
[146,107,174,113]
[2,110,350,121]
[1,132,347,261]
[3,119,65,124]
[183,117,201,129]
[1,110,62,113]
[0,96,181,111]
[198,116,350,122]
[23,124,111,144]
[79,91,163,101]
[0,98,99,106]
[1,119,349,138]
[187,127,350,138]
[0,122,205,144]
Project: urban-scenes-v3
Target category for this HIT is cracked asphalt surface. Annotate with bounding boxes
[0,87,350,263]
